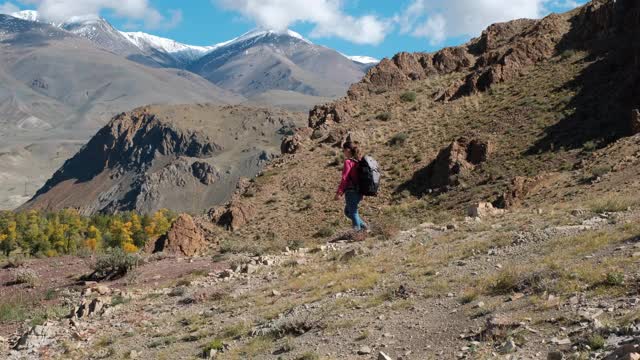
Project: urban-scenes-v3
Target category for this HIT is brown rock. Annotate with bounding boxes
[308,101,352,129]
[494,174,548,209]
[604,344,640,360]
[468,202,505,218]
[210,201,256,231]
[393,52,427,80]
[432,47,475,73]
[148,214,206,256]
[428,137,493,189]
[281,128,313,154]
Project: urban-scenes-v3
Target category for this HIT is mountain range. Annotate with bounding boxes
[0,11,378,210]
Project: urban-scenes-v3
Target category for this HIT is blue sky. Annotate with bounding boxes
[3,0,587,59]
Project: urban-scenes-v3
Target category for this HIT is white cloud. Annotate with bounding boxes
[397,0,558,45]
[216,0,389,45]
[0,1,19,14]
[19,0,181,29]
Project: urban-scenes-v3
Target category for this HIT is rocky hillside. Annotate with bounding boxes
[20,105,305,215]
[3,1,640,359]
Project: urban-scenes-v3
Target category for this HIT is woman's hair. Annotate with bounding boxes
[342,141,362,159]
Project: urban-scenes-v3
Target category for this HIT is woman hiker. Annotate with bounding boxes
[334,141,368,232]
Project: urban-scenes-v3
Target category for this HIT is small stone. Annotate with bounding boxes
[95,285,110,295]
[271,290,281,297]
[632,252,640,258]
[358,346,372,355]
[509,293,525,302]
[474,301,485,309]
[378,351,393,360]
[129,350,139,359]
[551,338,571,346]
[500,339,517,354]
[568,296,579,305]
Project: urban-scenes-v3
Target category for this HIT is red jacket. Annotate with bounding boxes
[337,159,359,195]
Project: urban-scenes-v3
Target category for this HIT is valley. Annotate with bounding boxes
[1,0,640,359]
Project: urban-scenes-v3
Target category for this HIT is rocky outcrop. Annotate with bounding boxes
[209,201,256,231]
[71,297,109,319]
[21,104,305,215]
[467,202,506,218]
[427,138,494,189]
[31,108,222,199]
[281,128,313,154]
[191,161,218,185]
[148,214,207,256]
[308,102,353,129]
[397,138,493,196]
[13,324,58,351]
[494,175,548,209]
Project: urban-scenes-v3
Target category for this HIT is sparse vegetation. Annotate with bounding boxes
[400,91,417,102]
[14,268,39,287]
[589,195,638,214]
[91,248,140,281]
[388,132,408,147]
[376,112,392,121]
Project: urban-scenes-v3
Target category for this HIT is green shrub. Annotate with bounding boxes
[376,112,392,121]
[604,271,624,286]
[314,226,335,238]
[296,353,320,360]
[591,165,611,178]
[400,91,417,102]
[14,268,38,287]
[202,339,224,356]
[587,334,605,350]
[560,49,577,60]
[91,248,139,281]
[388,132,408,147]
[582,140,597,152]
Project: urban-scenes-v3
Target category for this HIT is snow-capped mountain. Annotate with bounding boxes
[188,28,367,100]
[347,55,380,65]
[10,10,41,22]
[120,31,214,64]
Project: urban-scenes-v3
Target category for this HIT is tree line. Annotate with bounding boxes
[0,209,177,257]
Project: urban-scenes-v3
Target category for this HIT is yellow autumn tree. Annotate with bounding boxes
[109,219,133,248]
[152,210,171,236]
[85,225,102,251]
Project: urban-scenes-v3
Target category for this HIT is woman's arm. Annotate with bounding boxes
[336,160,355,196]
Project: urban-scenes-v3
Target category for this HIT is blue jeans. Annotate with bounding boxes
[344,190,367,230]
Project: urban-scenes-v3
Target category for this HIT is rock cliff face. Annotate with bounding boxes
[21,105,306,215]
[308,0,639,137]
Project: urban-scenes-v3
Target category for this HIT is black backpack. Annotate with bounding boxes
[357,155,380,196]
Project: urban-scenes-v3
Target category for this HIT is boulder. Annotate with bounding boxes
[428,137,493,189]
[147,214,207,256]
[281,128,313,154]
[71,297,109,319]
[191,161,218,185]
[308,102,352,129]
[14,324,58,351]
[393,52,427,80]
[494,174,548,209]
[604,343,640,360]
[468,202,505,218]
[210,201,255,231]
